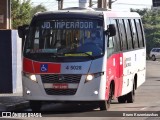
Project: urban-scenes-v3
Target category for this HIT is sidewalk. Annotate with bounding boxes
[0,93,29,111]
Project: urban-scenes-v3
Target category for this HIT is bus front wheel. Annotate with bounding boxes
[29,101,42,111]
[99,84,113,111]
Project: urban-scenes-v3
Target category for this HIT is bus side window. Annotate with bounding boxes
[133,19,140,48]
[107,37,114,57]
[106,18,114,57]
[115,19,122,51]
[129,19,139,49]
[124,19,133,50]
[109,19,121,52]
[34,29,40,49]
[118,19,128,51]
[135,19,145,47]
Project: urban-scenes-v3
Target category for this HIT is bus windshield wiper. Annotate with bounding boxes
[65,51,95,60]
[51,53,64,58]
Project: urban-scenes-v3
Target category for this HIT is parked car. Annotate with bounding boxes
[150,48,160,61]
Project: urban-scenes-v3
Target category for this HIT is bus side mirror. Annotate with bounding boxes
[18,26,24,38]
[105,24,116,37]
[18,25,29,49]
[18,25,29,38]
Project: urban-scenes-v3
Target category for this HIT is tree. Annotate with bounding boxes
[30,4,47,17]
[11,0,47,29]
[131,9,160,55]
[11,0,32,29]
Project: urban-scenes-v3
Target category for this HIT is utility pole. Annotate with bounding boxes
[97,0,102,8]
[89,0,92,7]
[108,0,112,9]
[61,0,63,9]
[97,0,107,9]
[57,0,63,10]
[103,0,107,8]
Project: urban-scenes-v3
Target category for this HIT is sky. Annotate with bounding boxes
[31,0,152,11]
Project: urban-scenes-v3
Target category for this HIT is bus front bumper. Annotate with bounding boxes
[22,75,106,101]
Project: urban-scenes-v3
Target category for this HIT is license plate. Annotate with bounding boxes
[53,83,68,89]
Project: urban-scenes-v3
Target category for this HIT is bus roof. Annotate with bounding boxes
[31,7,140,23]
[31,8,103,24]
[104,11,140,18]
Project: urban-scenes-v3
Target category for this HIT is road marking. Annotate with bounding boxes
[140,107,147,110]
[121,117,125,119]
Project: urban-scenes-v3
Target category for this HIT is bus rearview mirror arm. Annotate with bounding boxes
[105,24,116,37]
[18,25,29,48]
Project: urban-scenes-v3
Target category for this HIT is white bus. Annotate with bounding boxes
[18,7,146,111]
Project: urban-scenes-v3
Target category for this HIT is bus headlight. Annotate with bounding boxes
[85,72,104,83]
[30,75,36,81]
[86,74,94,81]
[23,73,37,82]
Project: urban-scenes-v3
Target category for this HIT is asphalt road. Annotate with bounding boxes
[1,60,160,120]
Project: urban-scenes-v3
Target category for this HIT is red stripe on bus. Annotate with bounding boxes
[23,58,34,73]
[23,58,61,74]
[33,62,61,74]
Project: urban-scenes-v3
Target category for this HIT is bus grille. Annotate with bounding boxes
[41,74,82,95]
[45,89,77,95]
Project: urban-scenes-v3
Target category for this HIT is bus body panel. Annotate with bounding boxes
[22,57,107,101]
[122,48,146,95]
[106,53,123,98]
[106,48,146,98]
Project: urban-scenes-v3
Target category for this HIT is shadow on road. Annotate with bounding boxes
[40,102,100,114]
[38,102,112,117]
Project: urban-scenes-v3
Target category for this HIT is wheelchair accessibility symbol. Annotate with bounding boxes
[40,64,48,72]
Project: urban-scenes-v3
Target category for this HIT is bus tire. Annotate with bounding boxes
[30,101,42,111]
[126,83,135,103]
[118,95,127,103]
[99,84,113,111]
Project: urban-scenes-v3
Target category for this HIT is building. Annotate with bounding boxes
[0,0,11,29]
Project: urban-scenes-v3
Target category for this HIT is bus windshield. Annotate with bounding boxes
[24,19,104,61]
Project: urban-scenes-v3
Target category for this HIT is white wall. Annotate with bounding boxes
[12,30,22,93]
